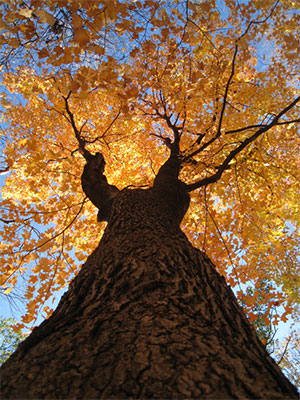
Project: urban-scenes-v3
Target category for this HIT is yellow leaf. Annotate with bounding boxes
[37,239,53,252]
[72,14,82,29]
[8,38,19,48]
[18,138,27,146]
[3,287,13,294]
[38,48,49,58]
[74,30,90,45]
[35,9,55,26]
[19,9,34,18]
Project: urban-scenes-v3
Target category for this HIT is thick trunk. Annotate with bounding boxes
[1,188,298,399]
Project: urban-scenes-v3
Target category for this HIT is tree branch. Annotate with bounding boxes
[62,93,92,161]
[186,96,300,192]
[277,333,293,366]
[181,40,239,164]
[81,153,119,222]
[183,3,281,165]
[0,166,10,175]
[225,119,300,135]
[85,108,122,144]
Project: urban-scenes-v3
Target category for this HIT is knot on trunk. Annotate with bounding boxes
[81,152,119,222]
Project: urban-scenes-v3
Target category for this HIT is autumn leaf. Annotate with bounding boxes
[35,10,55,26]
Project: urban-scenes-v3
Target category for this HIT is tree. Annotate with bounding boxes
[0,317,26,364]
[0,0,299,397]
[276,324,300,389]
[241,279,278,352]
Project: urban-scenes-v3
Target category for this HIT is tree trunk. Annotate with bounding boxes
[1,187,298,399]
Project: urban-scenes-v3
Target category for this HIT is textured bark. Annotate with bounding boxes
[1,187,298,399]
[81,152,119,222]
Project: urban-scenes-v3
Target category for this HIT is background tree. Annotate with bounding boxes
[0,316,26,364]
[275,323,300,389]
[0,0,299,397]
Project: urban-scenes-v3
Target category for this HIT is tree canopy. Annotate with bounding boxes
[0,0,299,377]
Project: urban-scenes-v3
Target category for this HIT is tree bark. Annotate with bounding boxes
[1,187,298,399]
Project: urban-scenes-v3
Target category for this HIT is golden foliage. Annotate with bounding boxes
[0,1,299,365]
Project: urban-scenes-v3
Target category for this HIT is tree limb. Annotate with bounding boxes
[225,119,300,135]
[186,96,300,192]
[0,166,10,175]
[61,93,120,221]
[62,93,92,161]
[183,4,281,165]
